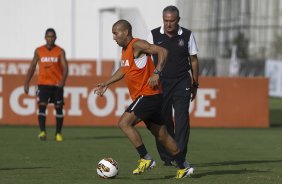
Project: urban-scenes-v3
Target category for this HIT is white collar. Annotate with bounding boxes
[160,25,183,35]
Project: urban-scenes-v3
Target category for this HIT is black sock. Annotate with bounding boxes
[55,107,64,134]
[38,105,46,131]
[136,144,148,158]
[173,152,185,169]
[56,117,63,134]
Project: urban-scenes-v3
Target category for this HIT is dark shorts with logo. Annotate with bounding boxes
[37,85,64,106]
[125,94,164,126]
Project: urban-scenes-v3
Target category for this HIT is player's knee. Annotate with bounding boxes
[38,105,47,116]
[38,102,47,107]
[157,127,169,142]
[119,120,134,131]
[157,135,165,143]
[118,121,126,130]
[156,131,166,142]
[55,106,63,118]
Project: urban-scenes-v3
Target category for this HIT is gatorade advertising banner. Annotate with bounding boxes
[0,60,269,127]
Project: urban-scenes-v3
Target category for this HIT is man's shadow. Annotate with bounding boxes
[191,169,268,178]
[67,135,126,140]
[190,159,282,178]
[158,159,282,179]
[194,159,282,167]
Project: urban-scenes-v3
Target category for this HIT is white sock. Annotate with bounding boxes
[184,161,191,168]
[144,154,153,160]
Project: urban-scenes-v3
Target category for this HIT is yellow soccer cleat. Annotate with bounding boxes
[55,133,63,142]
[132,158,156,175]
[175,167,194,179]
[38,131,47,141]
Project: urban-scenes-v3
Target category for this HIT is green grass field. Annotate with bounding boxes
[1,126,282,184]
[269,97,282,126]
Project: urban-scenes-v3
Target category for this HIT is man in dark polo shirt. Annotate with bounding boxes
[147,5,199,168]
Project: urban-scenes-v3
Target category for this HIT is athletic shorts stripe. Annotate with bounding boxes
[126,94,164,125]
[130,95,143,111]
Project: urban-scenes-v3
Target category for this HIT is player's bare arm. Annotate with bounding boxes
[190,54,199,101]
[94,67,125,96]
[59,49,69,87]
[24,49,39,94]
[133,40,168,88]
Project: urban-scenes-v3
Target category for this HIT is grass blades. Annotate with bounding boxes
[0,126,282,184]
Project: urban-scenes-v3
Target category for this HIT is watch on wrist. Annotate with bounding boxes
[153,68,161,75]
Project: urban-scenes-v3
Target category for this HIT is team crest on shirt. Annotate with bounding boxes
[178,39,184,47]
[121,59,130,67]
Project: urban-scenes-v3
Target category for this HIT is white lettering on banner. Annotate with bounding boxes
[0,77,2,119]
[10,86,36,115]
[0,63,32,75]
[0,64,5,74]
[88,89,115,117]
[7,63,18,74]
[194,88,216,117]
[0,62,92,76]
[8,86,217,118]
[115,87,131,116]
[64,87,88,115]
[18,63,30,74]
[68,64,92,76]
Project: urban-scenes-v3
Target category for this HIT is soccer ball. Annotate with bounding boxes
[96,158,119,179]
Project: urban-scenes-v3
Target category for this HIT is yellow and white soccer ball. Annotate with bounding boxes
[97,158,119,179]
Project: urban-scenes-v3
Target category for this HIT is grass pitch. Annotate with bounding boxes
[269,97,282,126]
[0,126,282,184]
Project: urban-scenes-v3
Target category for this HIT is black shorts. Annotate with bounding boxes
[36,85,64,106]
[125,94,164,125]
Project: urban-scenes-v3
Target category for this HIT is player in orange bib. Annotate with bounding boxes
[24,28,68,142]
[94,20,193,179]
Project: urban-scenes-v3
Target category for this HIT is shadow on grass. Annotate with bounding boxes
[191,169,269,178]
[140,160,280,180]
[141,169,269,180]
[0,167,51,171]
[194,159,282,167]
[67,135,126,140]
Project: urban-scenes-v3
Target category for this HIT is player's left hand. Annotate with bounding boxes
[147,74,159,88]
[191,86,198,102]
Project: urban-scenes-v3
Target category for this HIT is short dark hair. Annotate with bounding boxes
[113,19,132,35]
[45,28,56,36]
[163,5,179,17]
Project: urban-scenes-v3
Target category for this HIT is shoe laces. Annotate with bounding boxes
[137,159,148,170]
[176,168,188,178]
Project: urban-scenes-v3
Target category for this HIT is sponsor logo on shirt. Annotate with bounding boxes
[121,59,130,67]
[41,57,59,63]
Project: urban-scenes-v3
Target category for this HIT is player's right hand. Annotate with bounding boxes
[94,83,108,96]
[24,84,29,94]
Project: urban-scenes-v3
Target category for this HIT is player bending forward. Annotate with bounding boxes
[94,19,194,179]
